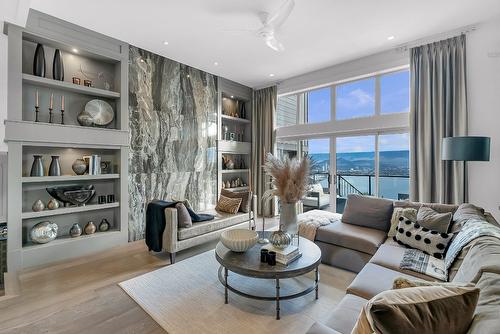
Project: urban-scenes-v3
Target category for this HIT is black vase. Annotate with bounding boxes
[240,102,246,119]
[53,49,64,81]
[33,43,46,77]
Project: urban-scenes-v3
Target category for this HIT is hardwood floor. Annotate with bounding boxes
[0,218,278,334]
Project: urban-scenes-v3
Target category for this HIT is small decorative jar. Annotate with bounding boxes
[99,218,110,232]
[84,221,96,235]
[72,158,87,175]
[32,199,45,212]
[47,198,60,210]
[70,223,82,237]
[270,226,292,250]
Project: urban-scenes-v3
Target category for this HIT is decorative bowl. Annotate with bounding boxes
[220,229,258,252]
[46,185,96,206]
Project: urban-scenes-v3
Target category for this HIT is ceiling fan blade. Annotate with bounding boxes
[265,36,285,52]
[266,0,295,28]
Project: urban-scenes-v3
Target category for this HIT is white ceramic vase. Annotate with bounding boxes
[279,202,298,235]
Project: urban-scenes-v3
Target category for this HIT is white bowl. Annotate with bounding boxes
[220,229,259,252]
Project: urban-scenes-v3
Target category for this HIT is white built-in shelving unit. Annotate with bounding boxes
[4,10,129,271]
[217,78,253,194]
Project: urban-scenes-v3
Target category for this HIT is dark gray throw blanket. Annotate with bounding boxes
[146,200,214,252]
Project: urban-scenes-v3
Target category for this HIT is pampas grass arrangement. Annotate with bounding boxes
[263,153,311,204]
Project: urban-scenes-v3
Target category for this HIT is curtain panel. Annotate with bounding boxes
[410,35,468,204]
[252,86,277,216]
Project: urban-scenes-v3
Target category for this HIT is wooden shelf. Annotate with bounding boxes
[221,114,250,124]
[22,174,120,183]
[221,169,249,174]
[5,120,128,147]
[22,74,120,99]
[23,229,121,249]
[22,202,120,219]
[218,140,251,154]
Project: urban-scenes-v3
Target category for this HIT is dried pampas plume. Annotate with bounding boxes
[262,153,311,204]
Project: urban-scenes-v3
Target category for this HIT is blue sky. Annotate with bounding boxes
[305,70,409,154]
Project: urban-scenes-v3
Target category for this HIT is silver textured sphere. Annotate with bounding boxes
[270,230,292,249]
[30,221,58,244]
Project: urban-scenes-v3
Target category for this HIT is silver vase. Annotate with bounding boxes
[280,202,298,235]
[270,227,292,249]
[49,156,61,176]
[30,155,45,177]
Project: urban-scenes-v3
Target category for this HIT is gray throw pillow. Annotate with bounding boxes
[417,206,452,233]
[451,203,485,233]
[342,194,394,232]
[220,189,251,213]
[175,202,192,228]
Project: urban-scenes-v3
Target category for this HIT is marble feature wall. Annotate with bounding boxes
[128,46,218,241]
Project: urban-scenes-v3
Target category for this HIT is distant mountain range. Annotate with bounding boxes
[310,150,409,176]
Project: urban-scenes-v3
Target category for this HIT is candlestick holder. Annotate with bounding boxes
[61,109,65,125]
[49,108,53,123]
[34,106,40,122]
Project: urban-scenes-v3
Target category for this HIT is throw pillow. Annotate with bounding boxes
[220,189,251,213]
[388,207,418,237]
[451,203,486,233]
[393,277,474,289]
[215,195,242,214]
[351,285,480,334]
[341,194,394,232]
[417,206,453,233]
[175,202,192,228]
[393,218,453,259]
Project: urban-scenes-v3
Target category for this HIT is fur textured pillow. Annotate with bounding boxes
[215,195,242,214]
[388,207,418,237]
[393,218,453,259]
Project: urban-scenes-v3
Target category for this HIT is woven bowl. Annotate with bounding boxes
[220,229,258,252]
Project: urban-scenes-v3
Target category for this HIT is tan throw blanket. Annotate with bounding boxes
[297,210,342,241]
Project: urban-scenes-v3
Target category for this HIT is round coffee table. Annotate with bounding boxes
[215,231,321,319]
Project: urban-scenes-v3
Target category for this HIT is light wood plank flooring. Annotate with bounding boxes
[0,218,278,334]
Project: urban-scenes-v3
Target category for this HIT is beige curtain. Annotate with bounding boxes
[410,35,468,204]
[252,86,277,216]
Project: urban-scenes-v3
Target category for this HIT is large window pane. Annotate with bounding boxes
[276,94,298,127]
[302,138,331,211]
[336,78,375,120]
[381,71,410,114]
[306,87,331,123]
[378,133,410,200]
[276,140,298,160]
[335,136,375,213]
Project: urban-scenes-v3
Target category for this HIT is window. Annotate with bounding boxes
[378,133,410,200]
[276,69,409,127]
[381,71,409,114]
[335,78,375,120]
[306,87,331,123]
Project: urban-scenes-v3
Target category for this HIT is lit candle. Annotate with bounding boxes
[35,90,39,107]
[50,93,54,109]
[61,95,65,110]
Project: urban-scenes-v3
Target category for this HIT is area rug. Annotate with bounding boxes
[119,250,355,334]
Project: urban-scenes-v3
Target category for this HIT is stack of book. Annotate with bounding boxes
[262,244,302,265]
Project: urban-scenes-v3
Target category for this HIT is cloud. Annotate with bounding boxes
[337,88,374,109]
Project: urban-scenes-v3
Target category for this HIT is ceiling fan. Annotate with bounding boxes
[227,0,295,52]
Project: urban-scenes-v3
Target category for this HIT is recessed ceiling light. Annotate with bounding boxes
[387,36,395,41]
[269,73,275,77]
[72,48,79,53]
[163,41,169,45]
[214,62,219,66]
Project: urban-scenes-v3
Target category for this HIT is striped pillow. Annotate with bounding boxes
[216,195,242,214]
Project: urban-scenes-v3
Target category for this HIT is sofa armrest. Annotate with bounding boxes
[306,322,342,334]
[162,207,178,253]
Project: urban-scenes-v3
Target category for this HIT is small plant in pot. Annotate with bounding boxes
[263,153,311,235]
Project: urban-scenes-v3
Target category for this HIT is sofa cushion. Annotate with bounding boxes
[451,203,486,233]
[178,210,251,240]
[316,222,386,255]
[452,236,500,284]
[388,207,418,237]
[322,294,367,334]
[393,218,453,259]
[467,272,500,333]
[369,244,438,281]
[394,200,458,213]
[347,263,424,300]
[306,322,342,334]
[352,285,479,334]
[220,189,251,213]
[341,194,394,232]
[416,206,453,233]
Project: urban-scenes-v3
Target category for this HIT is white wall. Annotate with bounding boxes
[467,17,500,217]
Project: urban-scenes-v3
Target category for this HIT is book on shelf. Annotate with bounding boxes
[277,252,302,265]
[261,244,301,264]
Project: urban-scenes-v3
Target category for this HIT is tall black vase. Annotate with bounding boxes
[33,43,46,77]
[52,49,64,81]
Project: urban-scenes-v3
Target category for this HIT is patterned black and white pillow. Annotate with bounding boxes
[393,218,453,259]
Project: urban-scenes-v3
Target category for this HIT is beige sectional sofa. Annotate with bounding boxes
[307,198,500,334]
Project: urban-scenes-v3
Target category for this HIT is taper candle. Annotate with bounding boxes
[35,90,39,107]
[61,95,65,110]
[49,93,54,109]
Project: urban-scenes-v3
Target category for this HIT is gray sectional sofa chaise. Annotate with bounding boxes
[308,196,500,334]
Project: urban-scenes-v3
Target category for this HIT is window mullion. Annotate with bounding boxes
[374,133,380,197]
[375,75,381,116]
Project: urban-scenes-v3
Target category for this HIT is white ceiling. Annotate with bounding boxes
[30,0,500,88]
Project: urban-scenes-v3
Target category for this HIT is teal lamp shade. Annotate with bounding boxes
[442,136,491,161]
